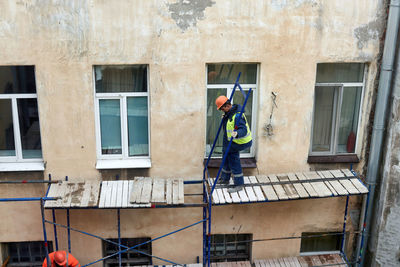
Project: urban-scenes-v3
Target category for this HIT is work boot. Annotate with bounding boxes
[228,185,244,193]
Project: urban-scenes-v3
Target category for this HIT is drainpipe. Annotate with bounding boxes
[356,0,400,266]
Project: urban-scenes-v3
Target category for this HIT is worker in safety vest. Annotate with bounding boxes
[215,95,252,193]
[42,251,80,267]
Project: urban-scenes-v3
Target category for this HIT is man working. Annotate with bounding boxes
[42,251,80,267]
[215,95,252,193]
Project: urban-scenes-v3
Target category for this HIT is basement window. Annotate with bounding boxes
[309,63,366,161]
[4,241,53,267]
[94,65,151,169]
[206,63,258,158]
[210,234,252,262]
[103,237,152,267]
[300,232,341,254]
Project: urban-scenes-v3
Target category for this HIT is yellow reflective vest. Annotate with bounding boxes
[226,112,252,144]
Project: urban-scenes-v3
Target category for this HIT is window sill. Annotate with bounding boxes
[203,157,257,168]
[0,162,45,172]
[307,154,360,164]
[96,158,151,169]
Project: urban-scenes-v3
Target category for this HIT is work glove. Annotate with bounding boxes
[231,131,238,138]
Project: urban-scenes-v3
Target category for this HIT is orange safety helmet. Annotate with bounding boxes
[54,251,67,266]
[215,95,229,110]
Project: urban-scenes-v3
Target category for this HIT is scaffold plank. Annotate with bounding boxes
[278,174,299,199]
[178,178,184,204]
[269,174,288,200]
[293,183,309,199]
[208,178,219,204]
[122,180,129,208]
[350,178,369,193]
[151,178,165,203]
[166,179,172,205]
[257,175,278,201]
[222,188,233,203]
[229,179,241,203]
[237,185,249,202]
[243,176,258,202]
[130,177,144,204]
[249,176,265,201]
[116,181,123,207]
[339,179,360,194]
[140,178,152,204]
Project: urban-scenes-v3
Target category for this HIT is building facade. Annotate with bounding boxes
[0,0,388,266]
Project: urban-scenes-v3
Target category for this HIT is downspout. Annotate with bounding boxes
[356,0,400,266]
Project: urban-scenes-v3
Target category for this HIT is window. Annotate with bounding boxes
[210,234,252,262]
[94,65,150,169]
[103,238,151,267]
[310,63,365,156]
[206,64,258,158]
[4,241,53,267]
[0,66,44,171]
[300,232,341,254]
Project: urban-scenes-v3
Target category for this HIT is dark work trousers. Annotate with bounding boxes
[221,140,252,186]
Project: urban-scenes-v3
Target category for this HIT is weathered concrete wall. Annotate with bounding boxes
[0,0,386,265]
[370,30,400,267]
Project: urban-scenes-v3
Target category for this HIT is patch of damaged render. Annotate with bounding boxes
[167,0,215,31]
[354,18,385,49]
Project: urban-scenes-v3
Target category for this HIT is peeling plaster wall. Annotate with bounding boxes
[372,33,400,267]
[0,0,385,265]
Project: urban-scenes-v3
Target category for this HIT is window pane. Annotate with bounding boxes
[316,63,364,83]
[0,99,15,156]
[337,87,362,153]
[0,66,36,94]
[95,65,147,93]
[99,99,122,154]
[300,232,341,252]
[208,64,257,84]
[233,90,253,153]
[127,97,149,156]
[17,99,42,159]
[206,88,227,156]
[312,86,336,152]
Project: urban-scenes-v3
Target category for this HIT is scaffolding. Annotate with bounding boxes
[0,74,369,267]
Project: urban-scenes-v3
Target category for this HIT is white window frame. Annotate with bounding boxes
[0,70,44,171]
[309,67,367,156]
[205,65,259,159]
[93,66,151,169]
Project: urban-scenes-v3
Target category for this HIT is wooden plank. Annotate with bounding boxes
[257,175,278,201]
[122,180,129,208]
[80,182,92,207]
[303,171,321,180]
[350,178,369,194]
[127,180,136,208]
[216,186,226,204]
[249,176,265,201]
[208,178,219,204]
[292,183,309,198]
[324,181,338,196]
[278,174,299,199]
[237,186,249,202]
[295,172,307,181]
[229,179,241,203]
[302,182,319,197]
[116,181,123,207]
[151,178,165,203]
[110,181,118,208]
[178,179,184,204]
[105,181,113,208]
[289,257,302,267]
[222,188,233,203]
[329,180,349,195]
[129,177,144,204]
[311,181,333,197]
[172,179,179,204]
[330,169,345,178]
[140,177,153,203]
[44,182,62,208]
[243,176,258,202]
[89,181,100,207]
[342,168,356,177]
[166,179,172,205]
[62,183,74,207]
[287,173,298,181]
[339,179,360,194]
[269,174,288,200]
[320,170,334,179]
[98,181,107,208]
